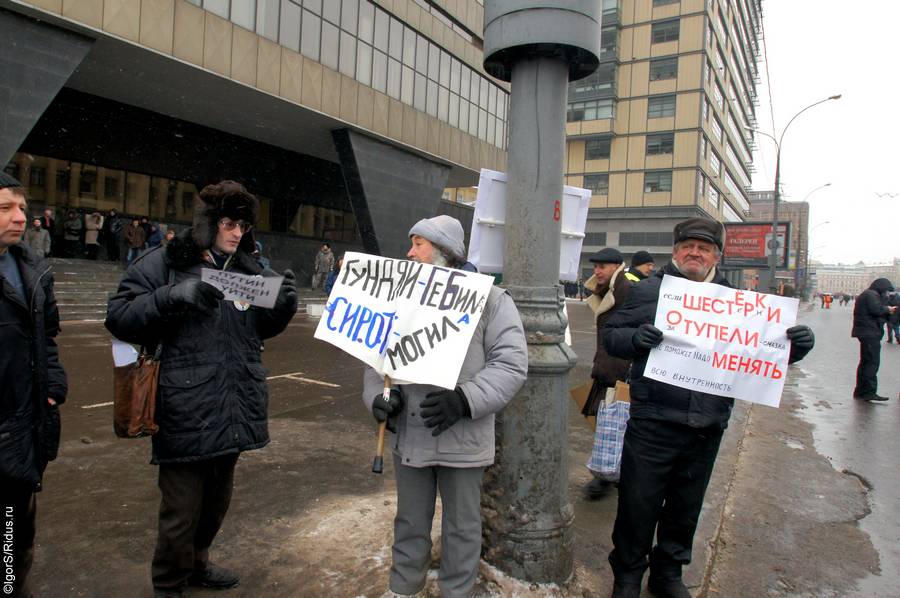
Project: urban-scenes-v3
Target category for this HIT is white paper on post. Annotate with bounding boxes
[467,168,590,281]
[201,268,283,309]
[644,276,799,407]
[111,338,139,367]
[313,252,495,389]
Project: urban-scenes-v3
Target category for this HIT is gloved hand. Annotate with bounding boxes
[275,269,298,312]
[166,278,224,316]
[421,388,471,437]
[372,389,403,432]
[632,323,664,352]
[786,324,815,362]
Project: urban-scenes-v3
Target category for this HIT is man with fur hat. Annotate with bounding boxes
[105,180,297,598]
[362,214,528,598]
[624,250,655,283]
[602,218,816,598]
[582,248,632,499]
[0,173,67,598]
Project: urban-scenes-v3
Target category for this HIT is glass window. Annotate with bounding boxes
[322,0,340,24]
[469,103,479,136]
[488,115,496,145]
[403,27,416,67]
[373,8,388,51]
[647,94,676,118]
[479,77,489,110]
[358,0,374,44]
[439,50,450,88]
[339,31,356,77]
[279,0,301,52]
[470,74,480,106]
[428,43,439,81]
[340,0,357,34]
[653,0,678,5]
[459,66,470,100]
[584,174,609,194]
[372,49,387,93]
[649,57,677,81]
[300,10,321,60]
[388,17,402,59]
[566,99,614,121]
[600,25,618,58]
[438,86,449,122]
[303,0,321,14]
[256,0,280,40]
[321,21,340,71]
[204,0,229,19]
[356,42,372,86]
[488,85,497,115]
[450,58,460,93]
[231,0,256,30]
[427,80,438,116]
[644,171,673,192]
[449,93,459,127]
[651,19,679,43]
[459,99,469,131]
[709,150,721,176]
[497,94,506,120]
[415,35,428,74]
[401,65,414,104]
[585,137,611,160]
[387,58,401,99]
[414,72,427,112]
[646,132,674,155]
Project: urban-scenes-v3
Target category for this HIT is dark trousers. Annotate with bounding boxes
[152,453,239,590]
[854,338,882,397]
[609,417,723,584]
[106,237,120,261]
[0,481,37,598]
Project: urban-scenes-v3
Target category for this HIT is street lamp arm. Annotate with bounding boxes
[778,95,842,147]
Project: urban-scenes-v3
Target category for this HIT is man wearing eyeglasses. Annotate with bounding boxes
[105,180,297,598]
[602,218,816,598]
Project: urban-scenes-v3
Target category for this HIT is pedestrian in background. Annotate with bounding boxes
[105,180,297,598]
[324,253,343,296]
[62,210,82,258]
[161,228,176,246]
[582,247,632,499]
[146,223,163,248]
[84,211,104,260]
[24,217,51,258]
[602,218,815,598]
[311,242,334,290]
[103,208,122,262]
[123,217,146,266]
[851,278,896,401]
[40,208,56,256]
[362,215,528,598]
[0,173,68,598]
[624,250,655,283]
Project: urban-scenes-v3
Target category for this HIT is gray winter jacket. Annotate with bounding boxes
[362,286,528,468]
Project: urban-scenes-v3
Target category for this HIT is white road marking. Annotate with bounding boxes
[81,401,114,409]
[267,371,340,388]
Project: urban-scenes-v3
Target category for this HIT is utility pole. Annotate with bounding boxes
[480,1,601,584]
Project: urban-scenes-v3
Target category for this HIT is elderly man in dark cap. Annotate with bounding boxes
[582,248,632,498]
[602,218,816,598]
[105,181,298,598]
[624,250,655,283]
[362,214,528,598]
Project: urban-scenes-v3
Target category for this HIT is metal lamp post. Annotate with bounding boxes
[795,183,831,293]
[747,94,841,294]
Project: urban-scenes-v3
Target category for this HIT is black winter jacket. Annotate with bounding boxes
[852,278,894,339]
[104,230,295,464]
[0,244,67,489]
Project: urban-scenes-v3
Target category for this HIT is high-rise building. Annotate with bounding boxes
[566,0,763,278]
[747,190,809,292]
[1,0,506,267]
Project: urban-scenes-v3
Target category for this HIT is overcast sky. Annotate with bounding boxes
[751,0,899,266]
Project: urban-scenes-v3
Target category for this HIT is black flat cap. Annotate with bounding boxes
[631,250,653,267]
[589,247,624,264]
[673,218,725,250]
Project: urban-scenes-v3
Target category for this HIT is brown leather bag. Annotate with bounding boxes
[113,344,162,438]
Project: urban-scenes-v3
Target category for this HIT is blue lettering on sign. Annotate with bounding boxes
[457,314,470,324]
[325,296,398,353]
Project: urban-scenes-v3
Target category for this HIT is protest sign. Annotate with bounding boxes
[313,252,495,389]
[644,276,799,407]
[201,268,283,309]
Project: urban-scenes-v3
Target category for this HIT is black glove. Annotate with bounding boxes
[275,269,298,312]
[372,389,403,431]
[786,325,815,361]
[166,278,224,316]
[632,323,664,352]
[421,388,471,437]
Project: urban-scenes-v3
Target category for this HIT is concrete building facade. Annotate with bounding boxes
[746,190,809,293]
[1,0,507,279]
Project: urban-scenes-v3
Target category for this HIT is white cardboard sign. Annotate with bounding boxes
[644,276,799,407]
[466,168,591,281]
[313,252,495,389]
[201,268,283,308]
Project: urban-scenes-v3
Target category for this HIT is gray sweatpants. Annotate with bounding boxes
[391,455,485,598]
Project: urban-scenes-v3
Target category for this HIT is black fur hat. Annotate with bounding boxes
[192,180,258,252]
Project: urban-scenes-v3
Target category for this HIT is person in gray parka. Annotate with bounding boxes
[362,215,528,598]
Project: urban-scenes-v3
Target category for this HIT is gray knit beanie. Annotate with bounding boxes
[408,215,466,261]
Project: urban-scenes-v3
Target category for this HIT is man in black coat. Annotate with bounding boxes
[602,218,815,598]
[105,181,297,598]
[851,278,896,401]
[0,173,68,598]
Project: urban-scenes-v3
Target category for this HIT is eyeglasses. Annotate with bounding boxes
[218,218,252,233]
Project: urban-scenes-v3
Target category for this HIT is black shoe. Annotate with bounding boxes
[862,394,889,402]
[585,477,615,499]
[648,576,692,598]
[610,581,642,598]
[188,563,240,589]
